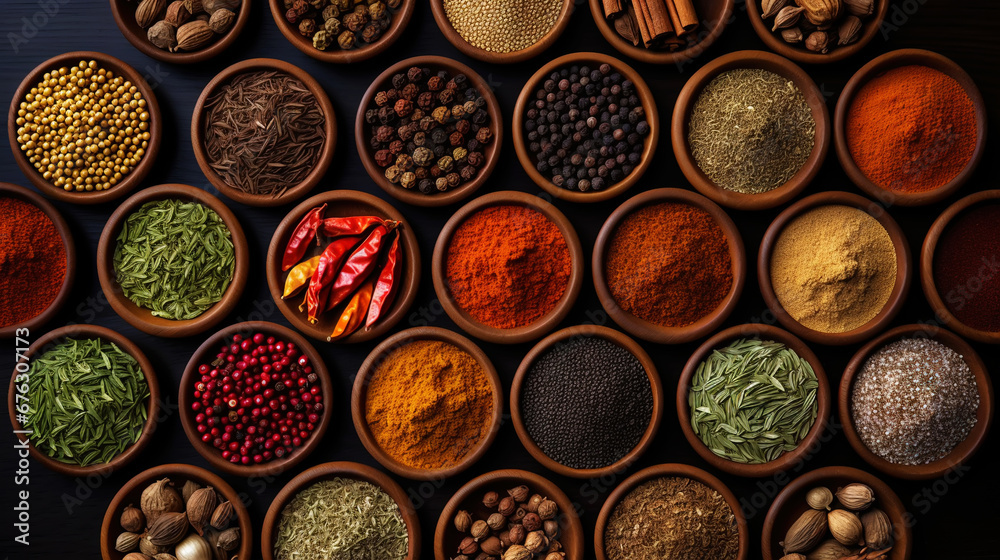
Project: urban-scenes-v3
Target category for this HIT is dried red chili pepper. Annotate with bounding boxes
[328,279,375,341]
[365,233,402,330]
[282,203,327,271]
[320,215,398,238]
[302,235,360,322]
[326,223,395,312]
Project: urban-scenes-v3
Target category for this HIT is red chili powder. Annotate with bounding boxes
[446,205,572,329]
[933,203,1000,332]
[0,197,67,327]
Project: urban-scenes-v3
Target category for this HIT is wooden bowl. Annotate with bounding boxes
[265,190,421,343]
[672,50,830,210]
[0,182,76,338]
[7,51,162,205]
[921,190,1000,344]
[431,190,584,344]
[593,188,746,344]
[178,321,335,478]
[747,0,890,65]
[761,466,912,560]
[510,325,663,479]
[352,327,503,480]
[262,461,421,560]
[356,56,502,207]
[595,463,750,560]
[677,324,831,477]
[191,58,337,207]
[100,463,253,560]
[838,324,993,480]
[8,325,160,477]
[97,184,249,338]
[758,191,911,345]
[435,469,584,560]
[513,52,660,203]
[109,0,251,64]
[268,0,415,63]
[834,49,988,207]
[429,0,572,64]
[590,0,735,65]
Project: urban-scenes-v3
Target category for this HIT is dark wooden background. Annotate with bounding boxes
[1,0,998,558]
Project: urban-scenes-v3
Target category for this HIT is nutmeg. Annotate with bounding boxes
[524,531,548,554]
[861,508,893,549]
[454,510,473,533]
[147,20,177,50]
[781,27,804,43]
[186,486,217,536]
[544,554,565,560]
[139,535,169,557]
[525,494,544,513]
[209,8,235,33]
[174,20,214,51]
[180,480,201,505]
[153,554,178,560]
[777,555,806,560]
[216,527,240,551]
[487,513,506,531]
[164,0,191,25]
[202,0,239,13]
[147,511,189,546]
[780,508,827,554]
[806,539,850,560]
[124,554,155,560]
[480,536,502,556]
[498,531,511,549]
[522,513,542,532]
[483,491,500,508]
[537,499,558,520]
[543,520,559,539]
[498,497,516,517]
[806,487,833,511]
[141,478,184,524]
[458,536,479,555]
[508,524,527,545]
[136,0,167,28]
[828,509,864,546]
[836,483,875,511]
[471,520,490,540]
[508,485,530,503]
[210,501,234,530]
[121,505,146,533]
[116,532,142,553]
[804,31,832,53]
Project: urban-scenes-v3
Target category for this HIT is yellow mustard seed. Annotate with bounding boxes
[443,0,562,53]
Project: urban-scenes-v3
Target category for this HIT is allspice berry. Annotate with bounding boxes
[455,510,473,533]
[508,524,527,545]
[525,494,543,513]
[498,497,516,517]
[537,499,558,520]
[522,513,542,532]
[470,520,490,540]
[508,485,530,503]
[487,513,507,531]
[458,536,479,555]
[483,491,500,508]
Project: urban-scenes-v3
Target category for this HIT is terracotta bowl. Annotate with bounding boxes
[590,0,735,65]
[262,461,422,560]
[0,182,76,338]
[100,463,253,560]
[747,0,890,65]
[7,51,162,205]
[178,321,335,478]
[838,324,993,480]
[265,190,421,343]
[97,184,249,338]
[593,188,746,344]
[761,466,912,560]
[429,0,573,63]
[351,327,503,480]
[191,58,337,207]
[435,469,584,560]
[513,52,660,203]
[109,0,251,64]
[8,325,160,477]
[672,50,830,210]
[356,56,502,207]
[677,324,831,477]
[921,190,1000,344]
[595,463,750,560]
[510,325,664,479]
[431,190,584,344]
[758,190,911,345]
[268,0,415,63]
[834,49,988,207]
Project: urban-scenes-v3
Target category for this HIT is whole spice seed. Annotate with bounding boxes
[203,70,326,198]
[23,338,148,466]
[851,338,979,465]
[284,0,397,52]
[0,197,67,328]
[688,68,815,194]
[443,0,561,53]
[933,203,1000,332]
[114,199,235,321]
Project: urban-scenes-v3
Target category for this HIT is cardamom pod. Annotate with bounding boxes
[203,0,240,13]
[164,0,191,25]
[797,0,842,26]
[805,539,850,560]
[843,0,874,17]
[186,486,217,536]
[148,21,178,51]
[209,8,236,33]
[135,0,167,28]
[174,20,214,51]
[183,0,204,14]
[217,527,241,551]
[781,27,804,43]
[861,508,893,549]
[837,15,862,45]
[805,30,831,53]
[779,555,807,560]
[828,509,864,546]
[116,532,142,553]
[781,508,827,554]
[153,555,178,560]
[772,6,805,32]
[121,504,146,533]
[762,0,791,19]
[180,480,201,504]
[836,483,875,511]
[147,511,190,546]
[210,501,235,530]
[806,487,833,510]
[124,554,155,560]
[139,535,169,557]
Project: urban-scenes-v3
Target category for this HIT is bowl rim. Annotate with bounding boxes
[594,463,751,560]
[512,52,660,203]
[355,55,503,208]
[434,468,585,560]
[264,189,421,344]
[760,465,913,560]
[7,51,162,205]
[837,324,994,480]
[8,324,161,477]
[178,321,335,478]
[676,323,832,477]
[920,189,1000,343]
[100,463,254,560]
[109,0,252,64]
[592,187,746,344]
[261,461,422,560]
[431,190,585,344]
[589,0,736,65]
[191,57,338,207]
[510,324,664,479]
[96,183,249,338]
[671,49,831,210]
[267,0,417,63]
[0,182,77,338]
[351,326,504,480]
[757,190,912,345]
[428,0,574,64]
[746,0,891,65]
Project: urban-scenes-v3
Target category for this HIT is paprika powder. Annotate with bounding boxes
[0,196,67,328]
[933,203,1000,332]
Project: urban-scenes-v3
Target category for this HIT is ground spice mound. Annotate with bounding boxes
[933,203,1000,332]
[446,205,571,329]
[0,197,66,328]
[605,202,732,328]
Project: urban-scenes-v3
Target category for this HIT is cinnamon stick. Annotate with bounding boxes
[635,0,674,46]
[633,0,654,46]
[665,0,699,36]
[603,0,624,19]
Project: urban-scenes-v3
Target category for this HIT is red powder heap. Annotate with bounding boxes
[933,203,1000,332]
[0,197,67,327]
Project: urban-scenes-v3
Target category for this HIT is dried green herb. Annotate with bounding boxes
[24,338,149,466]
[114,198,235,321]
[689,338,819,464]
[275,478,408,560]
